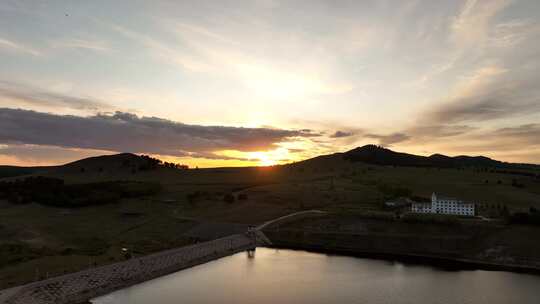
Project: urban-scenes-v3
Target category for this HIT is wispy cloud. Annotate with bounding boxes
[425,64,540,123]
[109,22,214,72]
[51,38,111,52]
[451,0,511,47]
[330,130,355,138]
[108,18,354,98]
[0,81,112,111]
[489,19,537,48]
[0,37,41,56]
[364,133,411,146]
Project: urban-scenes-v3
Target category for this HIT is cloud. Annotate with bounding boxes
[0,37,41,56]
[429,97,539,123]
[109,22,214,72]
[109,19,354,99]
[418,123,540,162]
[0,81,112,111]
[451,0,511,47]
[424,64,540,123]
[287,148,305,153]
[330,130,354,138]
[494,124,540,145]
[408,124,476,139]
[51,38,111,52]
[0,144,115,166]
[0,108,318,158]
[489,19,535,48]
[364,133,410,146]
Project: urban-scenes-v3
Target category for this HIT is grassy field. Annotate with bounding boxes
[0,152,539,288]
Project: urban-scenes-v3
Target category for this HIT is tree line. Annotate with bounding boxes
[138,155,189,170]
[0,176,161,207]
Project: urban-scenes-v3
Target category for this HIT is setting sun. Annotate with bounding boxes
[248,151,277,166]
[247,147,291,166]
[214,147,292,167]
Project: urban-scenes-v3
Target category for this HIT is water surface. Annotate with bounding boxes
[93,248,540,304]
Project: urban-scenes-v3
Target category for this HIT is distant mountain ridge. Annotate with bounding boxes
[1,145,539,181]
[0,153,155,180]
[343,145,539,170]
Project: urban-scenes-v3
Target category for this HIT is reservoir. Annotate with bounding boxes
[92,248,540,304]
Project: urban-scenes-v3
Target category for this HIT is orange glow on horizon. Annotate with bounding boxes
[154,147,297,168]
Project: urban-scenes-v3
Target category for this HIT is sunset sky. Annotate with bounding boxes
[1,0,540,167]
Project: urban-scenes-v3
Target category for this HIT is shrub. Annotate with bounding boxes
[508,212,540,226]
[401,213,460,225]
[223,193,235,204]
[376,183,412,199]
[186,191,201,204]
[0,177,161,208]
[358,210,395,221]
[338,209,395,221]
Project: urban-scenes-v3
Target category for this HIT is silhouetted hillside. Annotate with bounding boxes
[2,146,539,182]
[344,145,434,167]
[55,153,157,174]
[342,145,540,170]
[0,153,166,182]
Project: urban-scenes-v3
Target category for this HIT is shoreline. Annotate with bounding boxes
[3,237,539,304]
[0,234,257,304]
[266,241,540,275]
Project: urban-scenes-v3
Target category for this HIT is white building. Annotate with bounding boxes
[411,193,475,216]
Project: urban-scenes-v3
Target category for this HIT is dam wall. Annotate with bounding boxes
[2,234,256,304]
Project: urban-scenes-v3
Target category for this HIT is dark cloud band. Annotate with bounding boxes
[0,108,318,157]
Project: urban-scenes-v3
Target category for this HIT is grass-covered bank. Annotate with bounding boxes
[263,214,540,273]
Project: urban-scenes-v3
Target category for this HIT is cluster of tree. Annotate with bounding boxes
[0,177,161,207]
[508,208,540,226]
[0,176,64,203]
[511,179,526,188]
[162,162,189,169]
[223,193,248,204]
[376,183,412,199]
[401,213,461,225]
[476,203,509,218]
[0,166,40,179]
[410,195,430,202]
[138,155,162,171]
[186,191,204,204]
[137,155,189,170]
[341,209,395,221]
[0,242,51,268]
[492,169,540,179]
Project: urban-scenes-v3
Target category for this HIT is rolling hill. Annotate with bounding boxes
[1,145,539,182]
[341,145,540,170]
